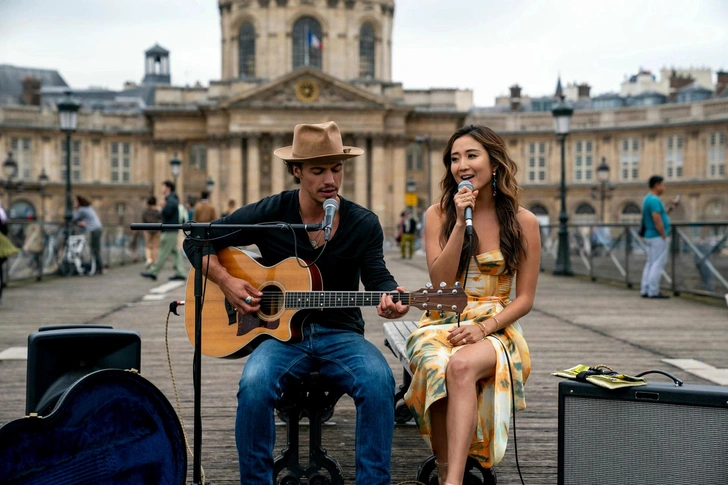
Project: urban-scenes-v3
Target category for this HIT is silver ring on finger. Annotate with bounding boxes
[245,296,252,304]
[385,309,393,315]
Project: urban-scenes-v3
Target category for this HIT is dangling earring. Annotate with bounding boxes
[492,171,497,197]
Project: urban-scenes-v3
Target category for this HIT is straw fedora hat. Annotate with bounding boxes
[274,121,364,163]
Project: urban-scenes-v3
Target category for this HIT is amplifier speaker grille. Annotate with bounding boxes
[562,395,728,485]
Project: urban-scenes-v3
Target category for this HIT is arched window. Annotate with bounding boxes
[359,23,375,79]
[292,17,323,70]
[574,202,597,224]
[529,203,548,216]
[239,22,256,78]
[619,203,641,224]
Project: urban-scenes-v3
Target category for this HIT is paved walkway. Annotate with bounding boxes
[1,249,726,484]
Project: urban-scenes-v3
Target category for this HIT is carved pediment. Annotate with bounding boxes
[222,69,389,110]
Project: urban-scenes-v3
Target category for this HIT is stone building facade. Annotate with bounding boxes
[0,0,726,237]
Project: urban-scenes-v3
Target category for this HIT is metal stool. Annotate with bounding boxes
[273,371,345,485]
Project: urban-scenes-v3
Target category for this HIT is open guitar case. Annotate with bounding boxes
[0,325,187,485]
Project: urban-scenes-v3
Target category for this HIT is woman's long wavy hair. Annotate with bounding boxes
[438,124,525,277]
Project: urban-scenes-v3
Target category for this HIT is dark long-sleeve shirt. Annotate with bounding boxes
[185,190,398,334]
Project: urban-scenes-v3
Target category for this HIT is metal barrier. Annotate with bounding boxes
[3,221,145,283]
[540,222,728,300]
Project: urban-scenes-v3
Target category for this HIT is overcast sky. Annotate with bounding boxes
[1,0,726,106]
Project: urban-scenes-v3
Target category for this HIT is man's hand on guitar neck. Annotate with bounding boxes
[377,286,409,320]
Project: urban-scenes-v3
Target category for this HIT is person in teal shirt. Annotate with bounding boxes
[640,175,679,299]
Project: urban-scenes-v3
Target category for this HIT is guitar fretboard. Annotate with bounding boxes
[285,291,411,309]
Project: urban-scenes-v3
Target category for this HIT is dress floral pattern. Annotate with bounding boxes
[403,249,530,468]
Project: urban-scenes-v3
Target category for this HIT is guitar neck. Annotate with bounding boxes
[285,291,410,310]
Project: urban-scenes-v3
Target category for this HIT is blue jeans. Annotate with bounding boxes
[236,324,395,485]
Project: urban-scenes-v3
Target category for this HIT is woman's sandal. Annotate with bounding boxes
[435,459,448,485]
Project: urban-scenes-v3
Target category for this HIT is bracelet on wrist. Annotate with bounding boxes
[491,315,501,333]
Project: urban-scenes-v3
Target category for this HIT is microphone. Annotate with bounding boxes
[322,198,339,242]
[457,180,474,236]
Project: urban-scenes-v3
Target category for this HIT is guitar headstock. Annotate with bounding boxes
[409,283,468,313]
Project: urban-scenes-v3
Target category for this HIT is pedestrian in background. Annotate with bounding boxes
[640,175,679,299]
[0,201,20,307]
[399,209,418,259]
[142,196,162,268]
[141,181,186,282]
[72,195,104,275]
[192,191,217,222]
[221,198,236,217]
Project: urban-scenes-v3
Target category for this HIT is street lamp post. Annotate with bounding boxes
[552,98,574,276]
[170,154,182,187]
[593,157,614,223]
[37,168,49,281]
[57,91,81,238]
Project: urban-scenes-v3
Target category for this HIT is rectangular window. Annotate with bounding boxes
[574,139,594,182]
[111,142,132,184]
[189,144,207,171]
[665,135,684,179]
[620,138,640,181]
[708,132,726,178]
[526,142,547,184]
[9,137,33,180]
[60,139,81,183]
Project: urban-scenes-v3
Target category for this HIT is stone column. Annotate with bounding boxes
[391,136,407,230]
[271,134,285,194]
[370,136,387,219]
[428,141,442,209]
[354,135,368,207]
[207,140,222,213]
[247,134,261,203]
[228,135,244,206]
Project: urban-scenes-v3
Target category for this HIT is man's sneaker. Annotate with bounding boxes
[140,272,157,281]
[169,274,186,281]
[648,293,670,299]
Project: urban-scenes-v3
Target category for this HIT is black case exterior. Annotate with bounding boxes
[26,325,142,414]
[558,379,728,485]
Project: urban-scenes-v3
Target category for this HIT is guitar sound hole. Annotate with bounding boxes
[259,285,283,318]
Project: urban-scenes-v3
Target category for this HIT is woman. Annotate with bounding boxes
[404,124,541,485]
[72,195,104,275]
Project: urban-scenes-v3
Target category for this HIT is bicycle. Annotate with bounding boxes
[58,232,96,277]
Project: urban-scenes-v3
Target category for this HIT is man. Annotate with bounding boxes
[192,191,217,223]
[142,196,162,268]
[141,180,186,281]
[185,122,408,485]
[399,209,418,259]
[640,175,679,299]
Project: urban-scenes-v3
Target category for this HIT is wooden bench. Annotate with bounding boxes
[383,321,497,485]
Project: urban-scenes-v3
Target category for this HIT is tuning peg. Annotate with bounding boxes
[422,303,428,309]
[439,282,447,288]
[426,282,433,289]
[451,305,458,311]
[439,311,445,318]
[436,304,442,310]
[455,281,461,288]
[425,310,431,317]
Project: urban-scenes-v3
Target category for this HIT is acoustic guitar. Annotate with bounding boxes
[184,247,468,358]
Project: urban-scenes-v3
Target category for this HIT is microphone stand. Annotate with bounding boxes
[130,221,322,485]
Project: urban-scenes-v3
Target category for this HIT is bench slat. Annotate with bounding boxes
[384,321,418,377]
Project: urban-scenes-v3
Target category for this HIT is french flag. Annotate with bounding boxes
[308,31,323,50]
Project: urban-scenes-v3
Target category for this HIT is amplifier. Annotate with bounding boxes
[558,379,728,485]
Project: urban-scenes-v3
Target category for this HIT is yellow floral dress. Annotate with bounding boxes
[404,249,531,468]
